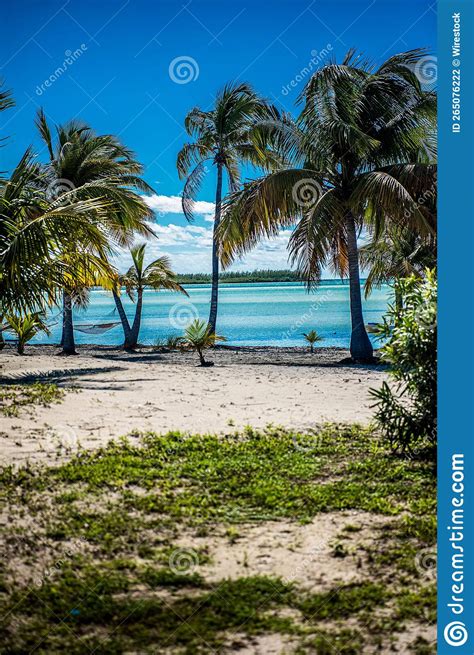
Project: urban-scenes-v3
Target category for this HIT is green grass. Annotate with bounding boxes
[2,566,295,653]
[0,382,65,417]
[0,559,391,654]
[296,629,365,655]
[2,424,435,521]
[0,424,436,654]
[298,582,387,620]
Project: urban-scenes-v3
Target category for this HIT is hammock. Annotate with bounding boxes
[46,311,62,328]
[1,309,120,335]
[74,321,121,335]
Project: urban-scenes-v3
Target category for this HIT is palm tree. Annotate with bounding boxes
[219,50,436,362]
[113,243,187,350]
[360,227,436,309]
[0,149,112,316]
[36,110,154,354]
[177,82,280,333]
[303,329,323,353]
[0,80,15,350]
[4,312,50,355]
[182,319,226,366]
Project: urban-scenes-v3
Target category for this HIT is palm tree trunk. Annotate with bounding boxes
[61,291,77,355]
[128,288,143,349]
[208,161,223,334]
[113,290,133,349]
[197,348,206,366]
[346,213,373,362]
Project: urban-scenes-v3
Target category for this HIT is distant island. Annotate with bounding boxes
[176,269,346,284]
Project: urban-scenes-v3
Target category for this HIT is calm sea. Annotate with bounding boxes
[35,281,392,348]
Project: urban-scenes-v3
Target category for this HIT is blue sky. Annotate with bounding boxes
[1,0,436,273]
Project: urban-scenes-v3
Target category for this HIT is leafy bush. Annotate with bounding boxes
[166,334,186,350]
[153,335,185,351]
[371,270,436,456]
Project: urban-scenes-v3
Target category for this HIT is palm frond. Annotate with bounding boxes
[219,169,324,267]
[182,161,209,223]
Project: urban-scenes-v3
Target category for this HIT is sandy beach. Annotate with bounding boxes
[0,345,388,466]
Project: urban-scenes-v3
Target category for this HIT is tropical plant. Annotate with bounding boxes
[0,150,113,314]
[219,49,437,362]
[360,226,436,309]
[302,329,323,353]
[0,80,14,157]
[113,244,187,349]
[0,79,14,350]
[177,82,280,333]
[4,312,50,355]
[166,334,186,350]
[370,269,437,456]
[0,80,14,114]
[182,319,226,366]
[36,110,154,354]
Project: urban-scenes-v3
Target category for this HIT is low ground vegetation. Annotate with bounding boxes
[0,425,436,653]
[0,382,65,417]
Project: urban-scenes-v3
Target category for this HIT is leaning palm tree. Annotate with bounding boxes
[177,82,280,333]
[113,243,187,350]
[219,50,436,362]
[36,110,155,354]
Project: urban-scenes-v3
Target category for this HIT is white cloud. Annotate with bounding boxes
[111,221,294,274]
[144,194,215,219]
[111,194,332,275]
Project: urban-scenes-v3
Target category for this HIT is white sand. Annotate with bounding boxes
[0,345,388,466]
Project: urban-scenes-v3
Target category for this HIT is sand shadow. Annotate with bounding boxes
[0,366,124,386]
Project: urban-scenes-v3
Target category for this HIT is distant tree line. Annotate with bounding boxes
[176,270,306,284]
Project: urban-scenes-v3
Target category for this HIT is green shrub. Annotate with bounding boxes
[166,334,186,350]
[371,270,436,456]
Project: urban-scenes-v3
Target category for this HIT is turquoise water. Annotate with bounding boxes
[35,281,392,348]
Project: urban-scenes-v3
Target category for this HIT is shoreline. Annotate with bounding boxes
[1,343,384,363]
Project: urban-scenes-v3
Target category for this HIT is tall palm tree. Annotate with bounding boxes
[113,243,187,349]
[219,50,436,361]
[177,82,280,333]
[36,110,155,354]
